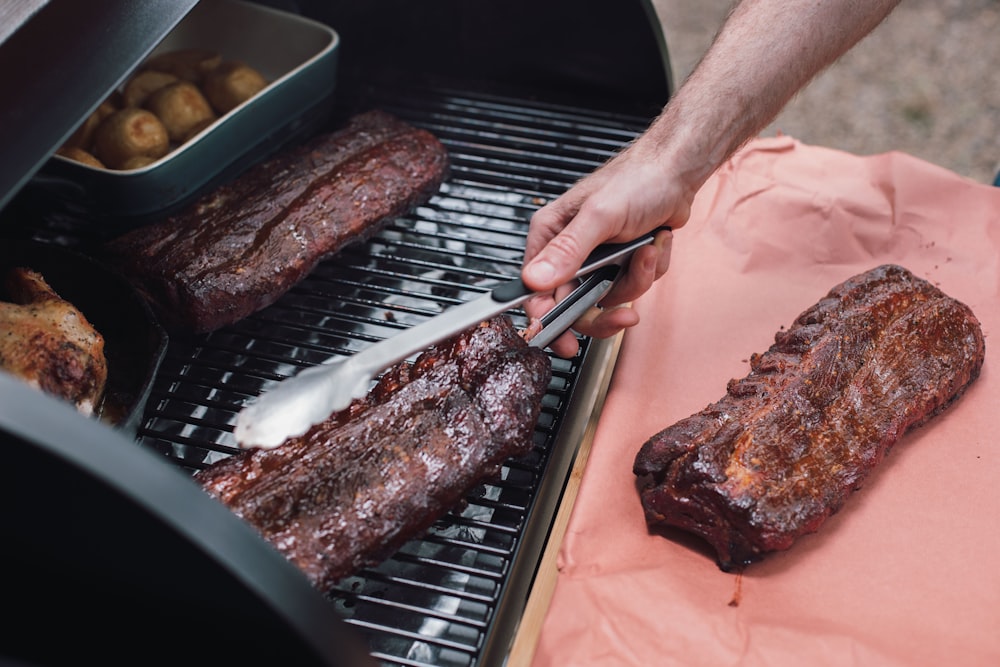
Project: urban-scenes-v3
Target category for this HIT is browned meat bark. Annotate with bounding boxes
[102,110,450,334]
[195,316,552,591]
[633,265,985,571]
[0,268,107,415]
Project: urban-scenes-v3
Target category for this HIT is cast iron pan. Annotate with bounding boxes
[0,239,167,434]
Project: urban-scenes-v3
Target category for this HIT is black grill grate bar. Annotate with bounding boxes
[447,155,601,187]
[351,571,499,607]
[431,128,623,169]
[433,178,549,210]
[426,119,626,157]
[309,256,493,297]
[376,226,527,256]
[381,554,503,591]
[358,627,479,663]
[284,276,472,323]
[384,555,503,591]
[376,212,527,246]
[445,144,613,175]
[438,505,532,533]
[308,262,485,299]
[247,307,410,348]
[374,89,644,141]
[366,654,444,667]
[346,593,490,633]
[447,165,585,195]
[362,634,478,667]
[445,175,553,209]
[353,246,519,287]
[161,339,325,386]
[362,630,480,664]
[431,116,631,151]
[412,210,531,243]
[419,525,523,554]
[142,387,238,420]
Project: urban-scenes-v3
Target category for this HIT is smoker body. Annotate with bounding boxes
[0,2,671,664]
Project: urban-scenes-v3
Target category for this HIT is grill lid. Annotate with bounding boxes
[0,372,376,667]
[296,0,672,114]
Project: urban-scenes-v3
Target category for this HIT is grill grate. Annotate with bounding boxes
[94,84,649,666]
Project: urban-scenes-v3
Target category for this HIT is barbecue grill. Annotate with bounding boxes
[0,1,672,664]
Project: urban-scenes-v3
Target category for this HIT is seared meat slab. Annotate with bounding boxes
[0,268,107,415]
[634,265,985,571]
[196,316,551,591]
[103,110,450,334]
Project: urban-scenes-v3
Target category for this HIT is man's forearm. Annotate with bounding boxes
[645,0,902,191]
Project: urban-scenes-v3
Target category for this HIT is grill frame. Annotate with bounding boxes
[0,1,672,664]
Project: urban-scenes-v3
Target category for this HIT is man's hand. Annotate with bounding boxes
[521,142,685,357]
[518,0,904,358]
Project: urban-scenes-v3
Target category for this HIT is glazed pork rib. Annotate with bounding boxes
[633,264,985,571]
[195,316,552,591]
[103,109,450,334]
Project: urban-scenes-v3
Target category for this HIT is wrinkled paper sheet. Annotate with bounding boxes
[532,136,1000,667]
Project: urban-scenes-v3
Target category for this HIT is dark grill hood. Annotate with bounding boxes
[0,2,672,665]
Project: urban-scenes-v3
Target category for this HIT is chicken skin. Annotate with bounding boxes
[1,267,107,415]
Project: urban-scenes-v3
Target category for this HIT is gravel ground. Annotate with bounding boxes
[652,0,1000,185]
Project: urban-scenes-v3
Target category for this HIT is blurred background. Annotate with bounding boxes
[652,0,1000,185]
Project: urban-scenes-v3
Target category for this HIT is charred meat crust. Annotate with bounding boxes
[0,267,108,415]
[633,264,985,571]
[195,316,552,591]
[103,110,450,334]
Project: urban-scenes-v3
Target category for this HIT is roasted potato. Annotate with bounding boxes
[122,70,179,108]
[142,48,222,85]
[179,117,216,143]
[63,99,118,151]
[202,61,268,114]
[61,48,269,171]
[144,81,217,142]
[56,146,105,168]
[118,155,159,170]
[92,108,170,170]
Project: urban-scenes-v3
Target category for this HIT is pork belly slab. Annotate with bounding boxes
[633,264,985,571]
[196,316,552,591]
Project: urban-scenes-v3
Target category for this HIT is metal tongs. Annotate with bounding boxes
[234,228,665,449]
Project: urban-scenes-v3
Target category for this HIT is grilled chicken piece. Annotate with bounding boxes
[0,267,108,415]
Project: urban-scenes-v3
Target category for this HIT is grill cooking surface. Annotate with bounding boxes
[23,84,650,666]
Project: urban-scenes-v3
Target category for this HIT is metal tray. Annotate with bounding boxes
[26,0,340,227]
